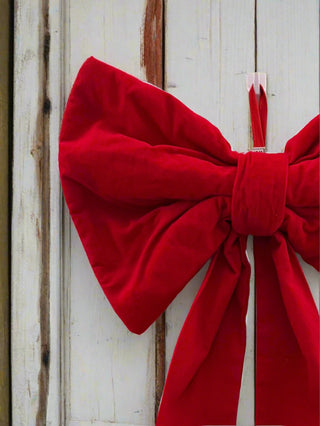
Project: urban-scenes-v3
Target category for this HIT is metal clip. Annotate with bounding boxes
[250,146,266,152]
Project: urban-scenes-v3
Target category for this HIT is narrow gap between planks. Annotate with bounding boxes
[141,0,166,419]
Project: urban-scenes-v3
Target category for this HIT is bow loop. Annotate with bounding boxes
[232,151,288,236]
[283,117,320,270]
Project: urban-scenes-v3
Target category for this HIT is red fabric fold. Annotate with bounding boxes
[156,232,251,425]
[59,56,319,425]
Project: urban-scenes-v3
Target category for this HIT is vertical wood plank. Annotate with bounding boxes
[257,0,319,153]
[12,0,63,424]
[165,1,256,424]
[12,1,47,422]
[0,0,11,424]
[257,0,319,305]
[62,1,156,424]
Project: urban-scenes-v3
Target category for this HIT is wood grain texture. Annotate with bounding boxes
[257,0,319,153]
[13,1,43,424]
[141,0,164,87]
[34,1,51,424]
[12,0,63,424]
[62,1,155,424]
[12,1,47,423]
[154,314,165,419]
[0,0,10,424]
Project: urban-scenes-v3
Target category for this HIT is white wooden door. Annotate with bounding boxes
[12,1,319,425]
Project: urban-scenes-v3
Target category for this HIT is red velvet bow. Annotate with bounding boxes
[59,57,319,426]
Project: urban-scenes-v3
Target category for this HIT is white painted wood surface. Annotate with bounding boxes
[12,1,319,425]
[63,1,155,425]
[12,0,65,423]
[12,2,56,424]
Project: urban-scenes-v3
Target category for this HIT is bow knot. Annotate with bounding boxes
[231,151,288,236]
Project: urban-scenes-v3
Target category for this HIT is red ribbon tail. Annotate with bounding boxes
[258,84,268,142]
[254,234,319,426]
[156,232,250,426]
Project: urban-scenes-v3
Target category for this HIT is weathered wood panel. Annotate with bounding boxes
[12,0,63,424]
[0,0,10,424]
[62,1,156,424]
[11,1,319,425]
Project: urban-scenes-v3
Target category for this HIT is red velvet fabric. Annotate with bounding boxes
[59,56,319,426]
[248,84,267,148]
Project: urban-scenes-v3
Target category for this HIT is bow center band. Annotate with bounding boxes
[231,152,288,236]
